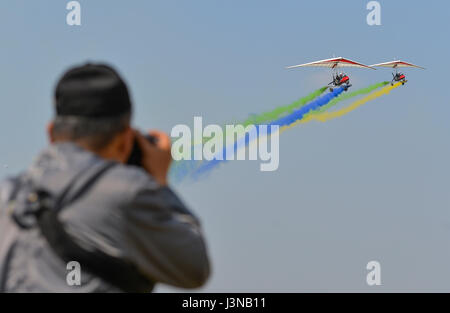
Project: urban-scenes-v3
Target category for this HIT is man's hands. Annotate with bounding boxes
[134,130,172,186]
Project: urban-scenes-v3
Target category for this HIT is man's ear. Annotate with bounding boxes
[47,121,56,143]
[117,127,134,163]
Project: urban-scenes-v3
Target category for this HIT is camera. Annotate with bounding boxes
[127,135,157,166]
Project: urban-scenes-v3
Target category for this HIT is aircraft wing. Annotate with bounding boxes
[286,57,375,70]
[370,60,425,69]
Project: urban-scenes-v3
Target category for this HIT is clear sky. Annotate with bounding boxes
[0,0,449,291]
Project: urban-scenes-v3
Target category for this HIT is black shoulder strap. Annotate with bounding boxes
[38,208,154,292]
[22,161,154,292]
[54,161,116,212]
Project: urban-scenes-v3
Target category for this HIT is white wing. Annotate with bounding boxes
[286,57,375,70]
[370,60,425,69]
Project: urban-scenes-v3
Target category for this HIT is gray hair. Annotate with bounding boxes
[51,113,131,150]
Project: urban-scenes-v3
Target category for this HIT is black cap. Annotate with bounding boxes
[55,63,132,118]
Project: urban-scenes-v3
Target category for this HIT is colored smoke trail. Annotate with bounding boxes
[266,87,344,128]
[169,159,201,183]
[304,82,401,123]
[190,86,328,147]
[280,82,401,133]
[310,81,389,115]
[172,86,329,181]
[170,82,401,183]
[240,86,328,126]
[191,87,345,178]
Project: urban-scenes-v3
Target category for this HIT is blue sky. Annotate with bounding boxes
[0,0,449,291]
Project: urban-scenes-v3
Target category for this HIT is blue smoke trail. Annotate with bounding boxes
[191,87,344,179]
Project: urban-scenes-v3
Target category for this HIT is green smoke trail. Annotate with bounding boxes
[172,86,328,183]
[240,86,328,126]
[310,81,389,116]
[191,86,328,147]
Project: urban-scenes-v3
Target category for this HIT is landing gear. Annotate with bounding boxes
[392,71,407,86]
[392,80,407,86]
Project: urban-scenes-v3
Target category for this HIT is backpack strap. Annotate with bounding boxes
[12,161,154,292]
[0,177,24,292]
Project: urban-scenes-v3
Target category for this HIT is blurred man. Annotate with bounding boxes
[0,63,210,292]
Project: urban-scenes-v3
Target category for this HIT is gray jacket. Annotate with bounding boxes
[0,143,210,292]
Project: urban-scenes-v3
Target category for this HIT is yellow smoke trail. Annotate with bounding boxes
[280,82,402,133]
